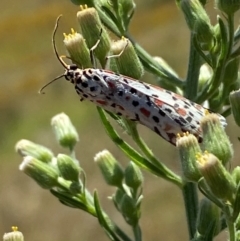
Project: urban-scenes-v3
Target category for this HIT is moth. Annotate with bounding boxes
[40,17,226,146]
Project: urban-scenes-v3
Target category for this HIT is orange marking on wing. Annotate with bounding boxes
[176,108,187,116]
[154,99,164,107]
[96,100,107,105]
[140,108,150,117]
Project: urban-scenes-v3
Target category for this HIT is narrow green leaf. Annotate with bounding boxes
[94,190,121,241]
[97,107,183,187]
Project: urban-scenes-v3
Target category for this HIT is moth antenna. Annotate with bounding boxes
[53,15,68,69]
[39,74,65,94]
[39,16,69,95]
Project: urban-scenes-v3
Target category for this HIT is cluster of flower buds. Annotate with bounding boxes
[94,150,143,226]
[16,113,81,190]
[63,5,143,78]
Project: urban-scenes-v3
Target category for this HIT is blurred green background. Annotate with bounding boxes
[1,0,239,240]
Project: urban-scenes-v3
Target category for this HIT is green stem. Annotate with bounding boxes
[133,224,142,241]
[227,219,235,241]
[184,33,202,100]
[182,182,199,239]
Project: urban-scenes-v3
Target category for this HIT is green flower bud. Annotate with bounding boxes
[119,194,140,226]
[118,0,136,29]
[196,198,220,236]
[77,6,111,67]
[112,188,125,211]
[19,156,59,189]
[15,139,53,163]
[176,133,202,182]
[57,154,81,182]
[124,162,143,190]
[51,113,79,150]
[197,152,236,203]
[216,0,240,14]
[3,227,24,241]
[110,37,144,79]
[179,0,214,49]
[198,64,212,92]
[232,166,240,185]
[230,90,240,127]
[63,29,92,68]
[69,182,82,195]
[201,113,233,165]
[94,150,124,187]
[222,58,240,90]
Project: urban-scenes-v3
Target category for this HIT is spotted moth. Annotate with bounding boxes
[41,18,226,146]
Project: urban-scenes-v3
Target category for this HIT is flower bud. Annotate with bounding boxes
[94,150,124,187]
[110,37,144,79]
[19,156,59,189]
[215,0,240,14]
[3,227,24,241]
[196,198,220,236]
[69,182,82,195]
[197,152,236,203]
[112,188,125,211]
[222,57,240,90]
[179,0,214,49]
[230,90,240,127]
[176,133,202,182]
[51,113,79,150]
[15,139,53,163]
[57,154,81,182]
[119,194,140,226]
[198,64,212,92]
[77,6,111,67]
[63,30,92,68]
[201,113,233,165]
[118,0,136,29]
[124,162,143,190]
[232,166,240,185]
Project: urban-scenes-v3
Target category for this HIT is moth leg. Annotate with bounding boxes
[90,29,103,68]
[106,39,129,62]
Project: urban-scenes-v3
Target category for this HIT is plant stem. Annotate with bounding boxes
[182,182,199,239]
[181,31,200,240]
[133,224,142,241]
[184,33,202,100]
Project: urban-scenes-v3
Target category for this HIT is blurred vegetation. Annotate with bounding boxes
[1,0,239,240]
